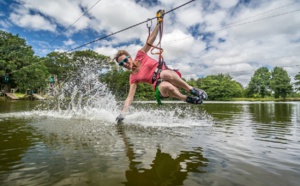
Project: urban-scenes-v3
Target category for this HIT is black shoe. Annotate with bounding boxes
[190,88,208,100]
[186,96,203,104]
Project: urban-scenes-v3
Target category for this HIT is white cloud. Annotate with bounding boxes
[88,0,153,42]
[63,39,75,46]
[94,46,118,60]
[204,10,228,31]
[17,0,90,31]
[176,5,204,27]
[2,0,300,87]
[217,0,239,9]
[163,29,195,60]
[9,13,56,31]
[0,19,11,29]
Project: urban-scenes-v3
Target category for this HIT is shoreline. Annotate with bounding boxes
[1,96,299,102]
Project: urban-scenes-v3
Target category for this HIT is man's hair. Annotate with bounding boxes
[114,50,130,62]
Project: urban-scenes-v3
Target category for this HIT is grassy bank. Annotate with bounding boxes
[1,93,46,100]
[231,97,300,101]
[14,93,26,99]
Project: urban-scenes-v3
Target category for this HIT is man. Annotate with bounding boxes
[115,10,207,123]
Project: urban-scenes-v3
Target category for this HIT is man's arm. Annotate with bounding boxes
[116,83,137,124]
[140,23,160,54]
[121,83,137,114]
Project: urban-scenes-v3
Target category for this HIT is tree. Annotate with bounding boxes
[44,51,72,82]
[72,50,109,66]
[0,30,50,94]
[99,68,131,100]
[199,74,243,100]
[13,58,49,93]
[44,50,110,84]
[270,67,292,99]
[294,72,300,92]
[99,67,156,101]
[246,67,271,98]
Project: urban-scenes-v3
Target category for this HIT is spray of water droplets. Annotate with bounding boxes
[2,58,214,127]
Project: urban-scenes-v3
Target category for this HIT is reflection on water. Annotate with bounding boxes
[0,101,300,186]
[248,103,293,144]
[0,115,210,185]
[0,119,35,173]
[249,103,292,124]
[202,103,244,120]
[203,102,300,186]
[117,125,208,186]
[0,100,38,113]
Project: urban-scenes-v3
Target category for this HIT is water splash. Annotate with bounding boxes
[2,59,213,127]
[39,58,119,122]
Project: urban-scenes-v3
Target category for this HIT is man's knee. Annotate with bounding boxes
[160,83,175,93]
[160,70,174,80]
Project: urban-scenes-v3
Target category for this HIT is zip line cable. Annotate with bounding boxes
[68,18,156,51]
[213,8,300,32]
[156,1,300,46]
[225,1,298,26]
[164,0,196,14]
[1,0,103,77]
[68,0,196,51]
[161,1,299,46]
[167,54,300,69]
[48,0,103,46]
[1,0,196,77]
[162,7,300,46]
[2,0,299,78]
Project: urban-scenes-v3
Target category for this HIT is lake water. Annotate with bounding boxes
[0,100,299,186]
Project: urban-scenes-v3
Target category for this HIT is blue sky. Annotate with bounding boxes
[0,0,299,86]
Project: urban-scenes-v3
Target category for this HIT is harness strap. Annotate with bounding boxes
[146,14,166,85]
[146,20,164,64]
[146,13,175,105]
[155,86,162,106]
[151,60,166,84]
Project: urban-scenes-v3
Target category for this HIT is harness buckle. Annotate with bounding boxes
[146,18,152,29]
[154,68,162,74]
[152,72,157,84]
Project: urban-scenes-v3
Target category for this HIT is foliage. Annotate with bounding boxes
[72,50,109,63]
[1,29,299,100]
[99,68,155,100]
[98,69,248,101]
[246,67,271,98]
[44,52,72,82]
[197,74,243,100]
[100,68,129,100]
[270,67,292,99]
[44,50,109,83]
[294,72,300,92]
[13,59,49,92]
[0,30,51,93]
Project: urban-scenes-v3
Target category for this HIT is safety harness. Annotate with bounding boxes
[146,10,181,105]
[147,10,166,82]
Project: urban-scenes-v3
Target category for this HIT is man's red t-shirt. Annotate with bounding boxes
[130,50,162,90]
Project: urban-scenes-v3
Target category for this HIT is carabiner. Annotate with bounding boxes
[146,18,152,29]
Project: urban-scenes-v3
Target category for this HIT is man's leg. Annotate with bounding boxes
[158,81,186,101]
[160,70,207,100]
[160,70,193,91]
[158,81,202,104]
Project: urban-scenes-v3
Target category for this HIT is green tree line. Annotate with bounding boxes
[0,30,108,94]
[1,30,300,100]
